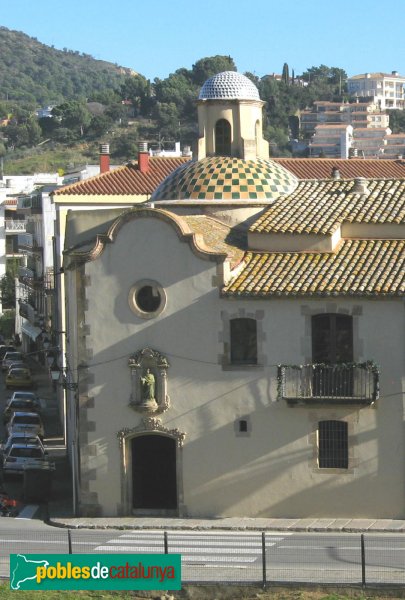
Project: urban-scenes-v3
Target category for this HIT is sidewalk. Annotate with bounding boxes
[47,512,405,533]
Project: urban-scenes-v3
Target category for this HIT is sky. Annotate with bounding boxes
[1,0,404,81]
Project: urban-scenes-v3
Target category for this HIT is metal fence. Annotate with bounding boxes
[1,529,405,587]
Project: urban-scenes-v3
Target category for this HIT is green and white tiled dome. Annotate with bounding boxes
[151,156,298,202]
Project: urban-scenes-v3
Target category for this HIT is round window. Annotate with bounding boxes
[129,280,166,319]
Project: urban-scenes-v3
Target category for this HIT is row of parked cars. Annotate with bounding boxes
[0,345,35,390]
[0,345,54,476]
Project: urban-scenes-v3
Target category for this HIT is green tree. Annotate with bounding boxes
[282,63,290,85]
[52,100,91,137]
[0,269,17,308]
[388,109,405,133]
[119,75,151,116]
[87,114,114,138]
[191,55,237,85]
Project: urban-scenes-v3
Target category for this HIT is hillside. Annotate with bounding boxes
[0,26,133,105]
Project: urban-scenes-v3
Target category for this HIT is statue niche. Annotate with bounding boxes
[128,348,170,414]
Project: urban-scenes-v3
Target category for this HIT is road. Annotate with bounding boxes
[0,522,405,585]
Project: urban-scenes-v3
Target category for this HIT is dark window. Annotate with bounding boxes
[312,314,353,364]
[136,285,161,313]
[215,119,231,156]
[312,314,353,396]
[318,420,348,468]
[230,318,257,365]
[239,419,248,433]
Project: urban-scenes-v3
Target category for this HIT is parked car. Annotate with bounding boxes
[5,367,34,389]
[2,351,24,372]
[6,361,26,372]
[3,397,39,423]
[7,411,44,438]
[1,433,46,456]
[3,444,47,475]
[7,391,41,409]
[0,345,16,361]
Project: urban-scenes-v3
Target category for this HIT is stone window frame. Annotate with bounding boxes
[128,279,167,320]
[219,308,266,370]
[318,419,348,469]
[308,410,358,475]
[300,303,364,364]
[234,414,252,437]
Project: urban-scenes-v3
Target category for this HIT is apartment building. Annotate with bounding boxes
[348,72,405,110]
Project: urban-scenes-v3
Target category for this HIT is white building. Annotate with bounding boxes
[61,72,404,519]
[348,72,405,110]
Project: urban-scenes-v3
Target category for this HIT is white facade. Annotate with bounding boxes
[348,72,405,110]
[62,72,405,519]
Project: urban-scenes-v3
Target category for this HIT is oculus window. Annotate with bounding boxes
[129,280,166,319]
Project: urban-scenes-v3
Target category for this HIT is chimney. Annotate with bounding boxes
[331,167,341,179]
[138,141,150,172]
[99,143,110,173]
[352,177,370,195]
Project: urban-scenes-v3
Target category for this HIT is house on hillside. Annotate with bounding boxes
[60,71,404,519]
[348,71,405,110]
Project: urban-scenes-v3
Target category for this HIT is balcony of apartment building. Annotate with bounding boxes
[18,231,43,256]
[5,237,25,260]
[5,218,26,234]
[18,193,42,215]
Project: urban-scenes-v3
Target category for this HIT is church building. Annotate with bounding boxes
[62,72,405,518]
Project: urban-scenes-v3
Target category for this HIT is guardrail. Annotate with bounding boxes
[0,529,404,587]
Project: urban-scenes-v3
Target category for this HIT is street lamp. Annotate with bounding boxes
[49,361,78,390]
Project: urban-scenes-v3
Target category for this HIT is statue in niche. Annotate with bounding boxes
[141,368,155,402]
[128,348,170,414]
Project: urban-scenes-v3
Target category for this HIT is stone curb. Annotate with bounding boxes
[46,518,405,533]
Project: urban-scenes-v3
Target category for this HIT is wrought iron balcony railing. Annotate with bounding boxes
[277,362,379,406]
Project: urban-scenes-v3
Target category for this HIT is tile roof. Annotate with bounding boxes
[273,158,405,179]
[223,239,405,297]
[349,72,405,80]
[53,157,191,197]
[250,179,405,235]
[182,215,246,267]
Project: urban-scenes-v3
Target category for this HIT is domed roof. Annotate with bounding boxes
[199,71,260,101]
[151,156,298,202]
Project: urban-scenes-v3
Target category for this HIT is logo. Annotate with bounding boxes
[10,554,181,590]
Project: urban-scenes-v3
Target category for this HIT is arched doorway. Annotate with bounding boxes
[132,434,177,510]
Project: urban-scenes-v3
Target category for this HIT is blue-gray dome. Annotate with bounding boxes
[199,71,260,101]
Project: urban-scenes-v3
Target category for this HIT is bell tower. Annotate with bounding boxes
[196,71,269,161]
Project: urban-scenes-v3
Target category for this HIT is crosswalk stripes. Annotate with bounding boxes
[94,530,292,564]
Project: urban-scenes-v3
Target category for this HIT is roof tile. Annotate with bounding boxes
[250,179,405,235]
[223,240,405,297]
[54,157,191,196]
[273,158,405,179]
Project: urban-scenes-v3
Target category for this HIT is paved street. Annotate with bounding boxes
[0,353,69,513]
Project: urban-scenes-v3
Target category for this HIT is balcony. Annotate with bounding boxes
[277,362,379,406]
[5,219,26,233]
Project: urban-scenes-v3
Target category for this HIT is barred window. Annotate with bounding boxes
[318,420,348,469]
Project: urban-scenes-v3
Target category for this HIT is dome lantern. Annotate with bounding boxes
[196,71,269,161]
